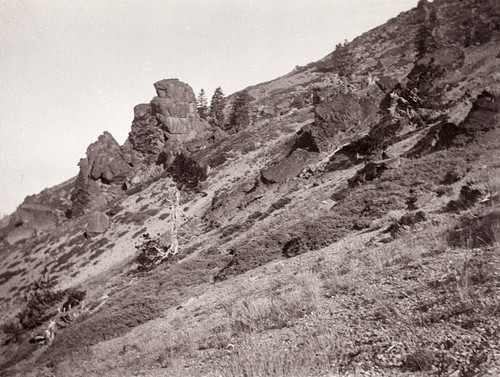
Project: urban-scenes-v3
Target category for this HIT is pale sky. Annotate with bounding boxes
[0,0,418,216]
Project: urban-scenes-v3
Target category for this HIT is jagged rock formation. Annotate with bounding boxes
[80,132,134,185]
[69,132,134,217]
[69,79,223,216]
[128,78,213,165]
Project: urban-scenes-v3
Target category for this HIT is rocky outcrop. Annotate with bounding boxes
[80,132,134,185]
[128,79,214,165]
[404,122,460,158]
[461,91,499,135]
[69,79,222,217]
[1,204,58,244]
[14,204,58,230]
[292,93,378,154]
[405,92,498,157]
[4,227,35,245]
[69,132,134,217]
[261,150,317,184]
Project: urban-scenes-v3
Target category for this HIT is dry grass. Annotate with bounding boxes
[226,270,323,334]
[222,325,347,377]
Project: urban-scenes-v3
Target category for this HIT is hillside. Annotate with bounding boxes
[1,0,499,376]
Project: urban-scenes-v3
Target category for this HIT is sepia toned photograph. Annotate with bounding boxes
[0,0,499,375]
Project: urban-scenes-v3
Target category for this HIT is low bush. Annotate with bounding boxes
[1,321,23,344]
[387,211,427,238]
[135,233,171,272]
[448,212,500,248]
[16,274,65,330]
[62,289,86,311]
[446,183,482,212]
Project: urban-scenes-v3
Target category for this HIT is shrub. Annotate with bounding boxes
[446,183,482,212]
[448,212,500,248]
[106,204,124,216]
[282,237,308,258]
[1,321,23,344]
[167,154,207,191]
[270,197,292,211]
[135,233,171,272]
[62,289,87,311]
[16,274,64,330]
[387,211,427,238]
[330,40,357,77]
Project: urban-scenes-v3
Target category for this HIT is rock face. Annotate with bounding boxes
[80,132,134,185]
[68,79,223,217]
[69,132,134,217]
[4,227,35,245]
[461,91,499,134]
[128,78,213,165]
[292,93,378,154]
[14,204,59,230]
[1,204,59,245]
[261,150,317,184]
[405,92,499,158]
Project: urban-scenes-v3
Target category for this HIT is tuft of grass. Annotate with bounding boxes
[222,323,347,377]
[227,271,322,334]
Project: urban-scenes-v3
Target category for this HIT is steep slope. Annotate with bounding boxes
[1,0,499,375]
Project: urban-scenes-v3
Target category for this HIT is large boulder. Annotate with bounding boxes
[4,227,35,245]
[1,204,58,244]
[292,93,378,153]
[261,149,316,184]
[86,211,110,234]
[154,79,197,102]
[14,204,58,230]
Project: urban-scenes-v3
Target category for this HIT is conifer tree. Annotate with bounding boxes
[196,89,208,120]
[209,87,225,128]
[331,40,357,77]
[415,8,438,60]
[227,90,252,133]
[415,23,437,60]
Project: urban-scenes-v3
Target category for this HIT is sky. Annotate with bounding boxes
[0,0,419,216]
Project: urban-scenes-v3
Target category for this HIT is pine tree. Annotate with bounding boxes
[415,8,438,60]
[227,90,252,133]
[415,23,437,60]
[331,40,357,77]
[208,87,225,128]
[196,89,208,120]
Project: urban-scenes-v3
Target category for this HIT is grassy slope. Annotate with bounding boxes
[1,0,500,375]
